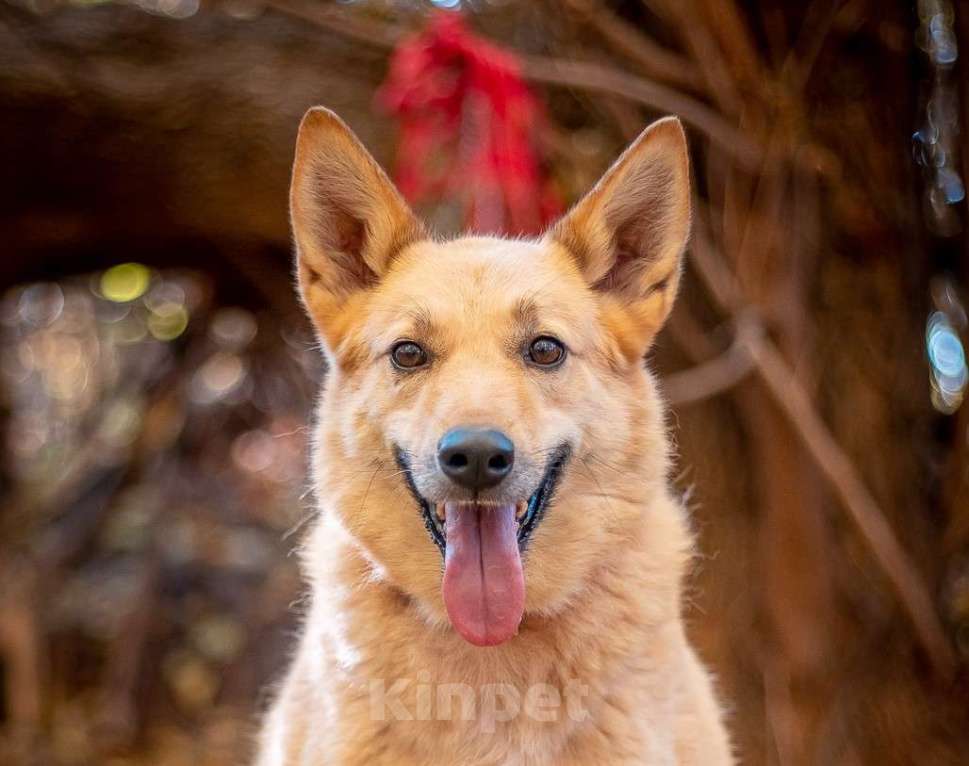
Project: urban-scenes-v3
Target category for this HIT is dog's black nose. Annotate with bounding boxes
[437,427,515,491]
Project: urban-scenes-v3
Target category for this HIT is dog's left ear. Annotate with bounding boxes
[546,117,690,356]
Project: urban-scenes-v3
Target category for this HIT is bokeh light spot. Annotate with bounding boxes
[927,311,968,414]
[147,302,189,341]
[100,263,151,303]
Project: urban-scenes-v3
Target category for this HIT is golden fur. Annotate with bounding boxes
[256,108,732,765]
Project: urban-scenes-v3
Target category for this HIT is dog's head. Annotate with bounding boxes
[292,108,690,647]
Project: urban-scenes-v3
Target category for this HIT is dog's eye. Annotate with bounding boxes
[391,341,428,370]
[527,336,566,368]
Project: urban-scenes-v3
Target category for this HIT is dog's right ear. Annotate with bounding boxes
[290,107,425,350]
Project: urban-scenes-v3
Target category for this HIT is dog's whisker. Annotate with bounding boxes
[282,510,316,542]
[273,425,311,438]
[585,452,627,474]
[339,466,406,476]
[578,456,618,516]
[357,463,384,518]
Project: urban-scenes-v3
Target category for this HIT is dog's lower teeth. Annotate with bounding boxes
[435,504,445,521]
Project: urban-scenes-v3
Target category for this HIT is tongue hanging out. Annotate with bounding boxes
[441,502,525,646]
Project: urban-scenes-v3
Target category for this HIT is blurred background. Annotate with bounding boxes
[1,0,968,764]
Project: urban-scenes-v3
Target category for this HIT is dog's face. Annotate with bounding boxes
[291,109,690,647]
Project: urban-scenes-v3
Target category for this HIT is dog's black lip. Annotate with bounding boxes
[393,444,572,557]
[394,447,445,553]
[517,444,571,550]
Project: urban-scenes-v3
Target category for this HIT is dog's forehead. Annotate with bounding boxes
[380,236,588,320]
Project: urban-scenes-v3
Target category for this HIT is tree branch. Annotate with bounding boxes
[560,0,703,91]
[260,0,763,169]
[662,318,757,406]
[688,219,957,678]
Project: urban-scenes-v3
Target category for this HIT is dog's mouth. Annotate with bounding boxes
[395,444,571,554]
[395,444,571,647]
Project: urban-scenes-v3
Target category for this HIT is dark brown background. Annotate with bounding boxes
[1,1,968,764]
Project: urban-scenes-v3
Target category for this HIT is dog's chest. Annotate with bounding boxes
[322,630,679,766]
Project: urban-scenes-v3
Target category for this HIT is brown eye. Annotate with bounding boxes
[527,336,566,368]
[391,341,428,370]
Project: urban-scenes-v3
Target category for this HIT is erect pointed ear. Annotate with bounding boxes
[545,117,691,356]
[290,107,426,346]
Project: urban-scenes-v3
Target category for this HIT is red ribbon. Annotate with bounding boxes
[379,13,560,236]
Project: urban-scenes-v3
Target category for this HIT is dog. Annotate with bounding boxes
[256,107,732,765]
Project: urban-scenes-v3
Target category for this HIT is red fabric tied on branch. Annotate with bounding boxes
[379,14,560,236]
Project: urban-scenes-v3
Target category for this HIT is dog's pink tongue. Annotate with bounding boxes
[442,502,524,647]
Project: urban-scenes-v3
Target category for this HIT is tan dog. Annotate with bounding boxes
[256,107,732,765]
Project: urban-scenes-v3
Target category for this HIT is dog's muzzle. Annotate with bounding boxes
[394,443,571,556]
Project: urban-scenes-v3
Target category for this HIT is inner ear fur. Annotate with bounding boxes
[546,117,691,349]
[290,107,426,338]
